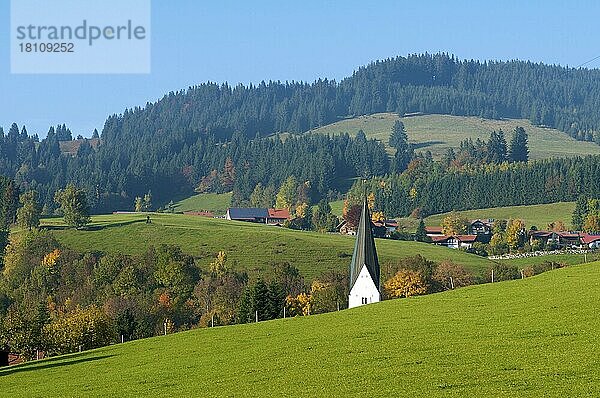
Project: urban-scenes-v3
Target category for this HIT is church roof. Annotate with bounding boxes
[349,197,380,290]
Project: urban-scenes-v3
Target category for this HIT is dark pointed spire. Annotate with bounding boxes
[349,196,380,290]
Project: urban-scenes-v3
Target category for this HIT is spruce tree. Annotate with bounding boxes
[509,127,529,162]
[390,120,414,173]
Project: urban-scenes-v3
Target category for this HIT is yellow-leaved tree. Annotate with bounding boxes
[441,212,469,236]
[383,269,427,298]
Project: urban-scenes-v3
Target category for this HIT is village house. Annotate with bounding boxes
[529,230,582,249]
[581,234,600,249]
[425,226,444,238]
[267,209,291,225]
[338,219,398,237]
[468,219,494,240]
[226,208,291,225]
[431,234,478,249]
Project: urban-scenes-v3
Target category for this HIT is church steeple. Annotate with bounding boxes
[348,196,381,308]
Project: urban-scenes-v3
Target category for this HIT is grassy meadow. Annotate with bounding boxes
[173,192,232,214]
[2,262,599,397]
[308,113,600,160]
[39,213,496,280]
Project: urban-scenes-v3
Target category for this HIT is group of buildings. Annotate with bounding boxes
[424,219,600,250]
[224,208,291,226]
[217,207,600,250]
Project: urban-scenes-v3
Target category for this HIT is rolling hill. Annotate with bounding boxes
[172,192,232,214]
[307,113,600,160]
[2,262,599,397]
[39,213,496,280]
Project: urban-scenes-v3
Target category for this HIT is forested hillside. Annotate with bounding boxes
[4,53,600,212]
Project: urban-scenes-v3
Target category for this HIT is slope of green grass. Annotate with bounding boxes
[329,199,344,216]
[173,192,232,214]
[308,113,600,160]
[425,202,576,229]
[39,213,494,280]
[3,262,599,397]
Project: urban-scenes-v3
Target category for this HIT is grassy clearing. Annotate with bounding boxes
[39,213,495,280]
[329,199,344,216]
[308,113,600,160]
[3,262,599,397]
[425,202,576,229]
[173,192,232,214]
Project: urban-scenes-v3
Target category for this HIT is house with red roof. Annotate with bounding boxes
[431,234,478,249]
[581,234,600,249]
[267,209,291,225]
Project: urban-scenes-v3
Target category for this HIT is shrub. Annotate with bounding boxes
[432,261,474,290]
[383,269,427,299]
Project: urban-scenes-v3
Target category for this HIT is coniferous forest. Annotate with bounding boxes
[3,53,600,213]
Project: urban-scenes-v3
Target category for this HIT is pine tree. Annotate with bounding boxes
[509,127,529,162]
[572,195,589,231]
[390,120,414,173]
[389,120,406,148]
[415,219,428,242]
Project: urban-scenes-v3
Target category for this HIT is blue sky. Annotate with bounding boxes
[2,0,600,137]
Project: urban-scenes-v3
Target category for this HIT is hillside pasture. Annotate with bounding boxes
[2,262,599,397]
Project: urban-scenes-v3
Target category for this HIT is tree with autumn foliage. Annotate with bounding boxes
[432,261,474,290]
[441,212,469,236]
[505,219,526,250]
[383,269,427,299]
[343,201,362,230]
[16,190,41,231]
[54,184,90,229]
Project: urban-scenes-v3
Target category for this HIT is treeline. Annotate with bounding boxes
[0,230,351,359]
[104,53,600,144]
[5,53,600,212]
[0,125,387,212]
[351,155,600,218]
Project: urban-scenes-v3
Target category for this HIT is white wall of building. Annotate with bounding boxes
[348,264,380,309]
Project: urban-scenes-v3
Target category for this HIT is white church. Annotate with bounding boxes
[348,197,381,308]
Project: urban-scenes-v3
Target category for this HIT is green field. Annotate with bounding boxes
[308,113,600,160]
[329,199,344,216]
[39,213,496,280]
[173,192,232,214]
[425,202,576,229]
[3,262,599,397]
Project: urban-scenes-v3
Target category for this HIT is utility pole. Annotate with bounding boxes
[491,269,494,283]
[255,310,258,323]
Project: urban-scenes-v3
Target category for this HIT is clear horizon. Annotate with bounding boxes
[2,0,600,138]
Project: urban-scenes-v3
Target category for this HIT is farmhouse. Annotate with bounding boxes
[529,230,582,249]
[431,234,478,249]
[267,208,291,225]
[581,234,600,249]
[226,208,269,223]
[348,198,381,308]
[468,219,494,237]
[226,208,291,224]
[425,226,444,238]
